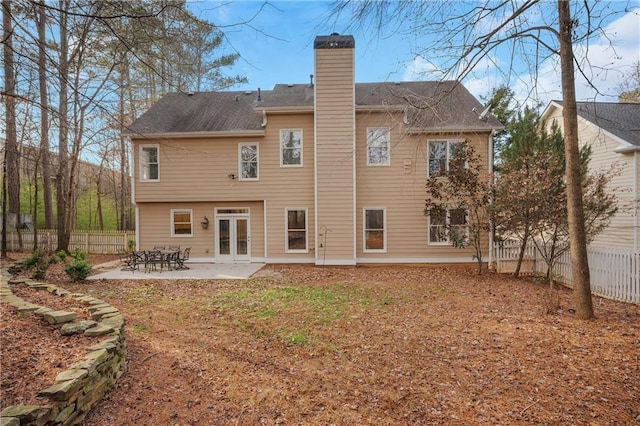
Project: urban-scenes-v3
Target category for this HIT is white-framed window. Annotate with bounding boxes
[280,129,303,167]
[427,139,463,176]
[285,208,307,252]
[239,143,259,180]
[363,208,386,252]
[140,144,159,181]
[367,127,390,166]
[428,207,468,245]
[171,209,193,237]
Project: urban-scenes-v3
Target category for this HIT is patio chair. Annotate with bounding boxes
[176,247,191,270]
[144,250,164,273]
[119,250,137,272]
[168,245,180,251]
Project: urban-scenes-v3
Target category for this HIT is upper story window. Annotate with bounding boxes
[286,208,308,252]
[140,144,159,181]
[367,128,390,166]
[428,140,463,176]
[171,209,193,237]
[428,207,468,245]
[280,130,303,167]
[239,143,259,180]
[363,208,386,252]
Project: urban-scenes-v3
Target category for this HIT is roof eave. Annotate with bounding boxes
[254,106,314,114]
[124,130,265,139]
[407,126,504,135]
[614,144,640,153]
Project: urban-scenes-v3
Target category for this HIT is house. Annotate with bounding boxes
[541,101,640,252]
[123,34,502,265]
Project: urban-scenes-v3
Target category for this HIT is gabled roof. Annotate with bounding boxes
[124,80,502,138]
[546,101,640,147]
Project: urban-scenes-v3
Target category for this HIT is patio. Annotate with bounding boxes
[88,260,265,280]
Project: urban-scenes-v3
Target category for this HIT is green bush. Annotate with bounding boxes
[64,259,92,281]
[71,248,87,261]
[56,250,68,261]
[17,249,50,279]
[20,249,46,269]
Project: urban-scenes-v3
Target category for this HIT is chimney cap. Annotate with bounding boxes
[314,34,355,49]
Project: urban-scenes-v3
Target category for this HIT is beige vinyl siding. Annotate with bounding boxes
[355,111,491,261]
[314,47,356,264]
[133,114,315,262]
[546,106,638,250]
[137,201,265,260]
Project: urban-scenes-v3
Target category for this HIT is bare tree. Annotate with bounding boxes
[618,60,640,103]
[334,0,630,319]
[35,2,54,230]
[3,0,20,257]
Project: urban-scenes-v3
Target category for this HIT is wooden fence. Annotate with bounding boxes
[3,230,135,254]
[495,241,639,304]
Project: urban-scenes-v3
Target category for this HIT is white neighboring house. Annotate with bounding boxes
[541,101,640,252]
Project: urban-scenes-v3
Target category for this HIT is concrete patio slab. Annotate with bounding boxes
[88,262,265,280]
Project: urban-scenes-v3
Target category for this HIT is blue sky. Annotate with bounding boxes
[189,1,640,107]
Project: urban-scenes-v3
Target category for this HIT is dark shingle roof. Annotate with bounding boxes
[554,101,640,146]
[576,102,640,146]
[125,80,502,136]
[125,91,265,135]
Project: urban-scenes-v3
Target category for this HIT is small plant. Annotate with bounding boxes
[56,250,68,261]
[127,239,136,253]
[71,248,87,261]
[64,260,92,281]
[13,249,51,279]
[64,254,92,281]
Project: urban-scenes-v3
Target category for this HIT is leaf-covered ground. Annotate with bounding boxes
[2,255,639,425]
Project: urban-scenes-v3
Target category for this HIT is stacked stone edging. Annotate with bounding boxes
[0,271,126,426]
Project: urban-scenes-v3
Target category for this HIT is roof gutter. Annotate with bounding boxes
[406,126,504,135]
[254,106,314,114]
[614,145,640,153]
[124,130,265,139]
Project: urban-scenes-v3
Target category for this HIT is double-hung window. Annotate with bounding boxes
[280,130,302,166]
[367,128,390,166]
[239,143,259,180]
[363,208,386,252]
[286,208,307,252]
[140,144,159,181]
[428,207,467,245]
[171,209,193,237]
[428,140,463,176]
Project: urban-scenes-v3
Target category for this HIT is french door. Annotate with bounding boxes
[216,213,250,263]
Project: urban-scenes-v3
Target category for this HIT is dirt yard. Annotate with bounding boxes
[2,254,639,425]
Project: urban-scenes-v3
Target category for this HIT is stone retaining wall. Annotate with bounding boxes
[0,272,126,426]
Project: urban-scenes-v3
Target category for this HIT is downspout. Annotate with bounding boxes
[129,138,139,251]
[635,150,638,253]
[488,131,495,270]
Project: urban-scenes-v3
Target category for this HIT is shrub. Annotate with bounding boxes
[56,250,68,261]
[64,259,92,281]
[71,248,87,261]
[16,249,50,279]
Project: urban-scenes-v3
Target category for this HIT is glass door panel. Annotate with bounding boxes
[219,219,231,255]
[236,218,248,256]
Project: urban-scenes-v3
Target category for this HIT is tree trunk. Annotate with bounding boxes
[36,3,54,230]
[557,0,594,320]
[514,226,530,278]
[3,0,20,228]
[56,0,70,252]
[0,0,12,259]
[119,68,127,231]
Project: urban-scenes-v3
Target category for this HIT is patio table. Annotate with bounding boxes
[159,250,180,271]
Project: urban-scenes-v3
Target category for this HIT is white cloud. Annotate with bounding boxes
[497,7,639,108]
[402,56,442,81]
